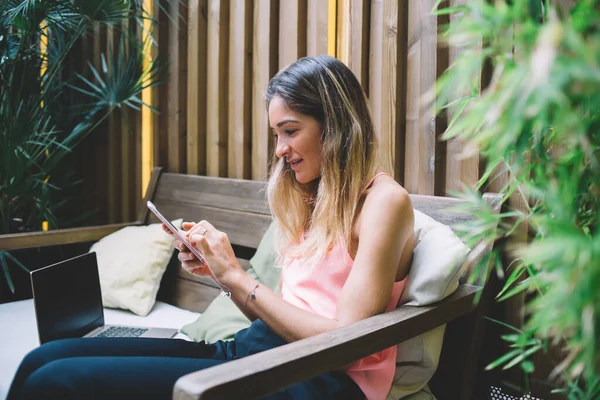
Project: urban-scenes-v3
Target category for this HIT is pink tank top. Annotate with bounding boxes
[280,173,407,400]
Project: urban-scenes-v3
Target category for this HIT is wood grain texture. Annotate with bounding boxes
[174,285,480,400]
[228,0,253,179]
[368,0,398,175]
[404,0,421,193]
[306,0,328,57]
[206,0,230,177]
[187,0,209,175]
[338,0,368,88]
[0,223,140,251]
[278,0,307,69]
[251,0,279,181]
[167,0,188,173]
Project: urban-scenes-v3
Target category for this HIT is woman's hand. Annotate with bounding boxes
[179,221,243,285]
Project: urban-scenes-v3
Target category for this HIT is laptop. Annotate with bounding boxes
[30,252,178,344]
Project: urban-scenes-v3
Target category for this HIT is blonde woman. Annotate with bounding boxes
[9,55,415,400]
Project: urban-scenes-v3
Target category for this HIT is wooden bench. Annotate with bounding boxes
[0,167,502,400]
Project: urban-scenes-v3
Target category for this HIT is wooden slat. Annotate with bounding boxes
[444,0,481,193]
[155,4,170,171]
[411,192,501,233]
[174,284,480,400]
[418,0,437,195]
[251,0,279,181]
[404,0,421,193]
[368,0,398,175]
[278,0,307,69]
[187,0,209,175]
[206,0,230,177]
[337,0,368,88]
[306,0,328,57]
[228,0,253,179]
[0,223,140,251]
[158,276,221,313]
[137,167,164,223]
[168,0,188,173]
[146,204,272,249]
[107,26,122,223]
[152,174,271,215]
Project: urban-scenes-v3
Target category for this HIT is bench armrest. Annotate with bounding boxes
[173,284,480,400]
[0,222,142,251]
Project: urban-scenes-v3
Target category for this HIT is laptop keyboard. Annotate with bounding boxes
[96,326,149,338]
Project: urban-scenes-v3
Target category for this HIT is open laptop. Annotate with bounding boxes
[30,252,178,344]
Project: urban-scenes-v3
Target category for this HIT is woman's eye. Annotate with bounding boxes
[284,129,297,135]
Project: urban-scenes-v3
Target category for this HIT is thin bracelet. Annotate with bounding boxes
[218,283,232,299]
[244,283,260,307]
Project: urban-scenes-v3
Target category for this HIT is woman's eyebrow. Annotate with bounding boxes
[276,119,300,128]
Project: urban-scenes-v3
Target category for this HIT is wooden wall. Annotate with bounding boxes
[82,0,487,225]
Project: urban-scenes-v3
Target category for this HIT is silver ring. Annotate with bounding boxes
[199,228,208,236]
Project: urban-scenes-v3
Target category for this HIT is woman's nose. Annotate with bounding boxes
[275,141,290,159]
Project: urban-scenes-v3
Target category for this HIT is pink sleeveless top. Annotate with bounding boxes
[280,173,407,400]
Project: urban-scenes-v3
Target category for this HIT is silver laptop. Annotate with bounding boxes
[30,252,177,344]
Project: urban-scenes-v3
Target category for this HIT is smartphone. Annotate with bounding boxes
[146,201,207,264]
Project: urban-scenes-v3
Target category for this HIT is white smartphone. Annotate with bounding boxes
[146,201,207,264]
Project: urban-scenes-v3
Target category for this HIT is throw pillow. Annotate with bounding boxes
[89,220,182,317]
[180,221,279,342]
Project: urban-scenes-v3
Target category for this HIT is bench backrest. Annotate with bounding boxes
[143,169,501,314]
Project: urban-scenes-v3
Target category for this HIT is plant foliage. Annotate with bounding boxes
[434,0,599,397]
[0,0,172,293]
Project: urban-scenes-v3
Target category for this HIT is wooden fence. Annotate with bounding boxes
[79,0,492,225]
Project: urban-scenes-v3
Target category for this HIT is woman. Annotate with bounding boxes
[8,55,415,400]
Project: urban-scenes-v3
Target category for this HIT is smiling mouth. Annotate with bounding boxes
[288,159,303,169]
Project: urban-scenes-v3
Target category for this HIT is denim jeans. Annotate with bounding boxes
[8,319,364,400]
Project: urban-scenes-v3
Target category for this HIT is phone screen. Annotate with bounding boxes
[146,201,207,264]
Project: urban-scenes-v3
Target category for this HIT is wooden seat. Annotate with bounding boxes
[0,167,502,399]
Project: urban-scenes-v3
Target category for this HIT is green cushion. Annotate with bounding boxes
[180,221,280,342]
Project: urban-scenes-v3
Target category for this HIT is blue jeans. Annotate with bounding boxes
[8,319,364,399]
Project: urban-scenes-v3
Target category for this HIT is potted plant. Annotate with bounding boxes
[434,0,599,398]
[0,0,163,296]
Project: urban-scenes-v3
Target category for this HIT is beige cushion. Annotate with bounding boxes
[387,209,469,400]
[89,220,182,316]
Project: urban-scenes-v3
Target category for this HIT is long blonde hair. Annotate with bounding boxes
[265,55,380,264]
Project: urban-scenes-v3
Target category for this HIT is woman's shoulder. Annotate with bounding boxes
[359,174,414,227]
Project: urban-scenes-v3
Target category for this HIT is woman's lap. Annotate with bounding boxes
[9,320,364,400]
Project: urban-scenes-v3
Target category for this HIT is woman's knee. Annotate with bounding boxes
[16,358,92,400]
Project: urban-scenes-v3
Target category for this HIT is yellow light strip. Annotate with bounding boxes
[141,0,154,197]
[328,0,337,57]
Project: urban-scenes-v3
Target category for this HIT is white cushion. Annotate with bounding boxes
[401,210,470,306]
[388,209,470,400]
[89,220,182,316]
[0,299,200,400]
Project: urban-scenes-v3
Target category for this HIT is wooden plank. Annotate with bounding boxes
[173,284,480,400]
[206,0,230,177]
[434,6,449,196]
[337,0,368,88]
[107,25,122,223]
[403,0,420,193]
[306,0,328,57]
[228,0,253,179]
[138,167,164,223]
[0,223,140,251]
[167,0,188,173]
[278,0,307,69]
[153,174,270,214]
[187,0,209,175]
[369,0,398,175]
[394,0,409,184]
[251,0,279,181]
[146,204,272,249]
[158,276,221,313]
[418,0,437,195]
[155,3,170,171]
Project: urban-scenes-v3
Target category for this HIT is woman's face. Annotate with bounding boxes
[269,96,322,184]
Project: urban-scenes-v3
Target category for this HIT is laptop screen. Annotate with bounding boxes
[30,252,104,344]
